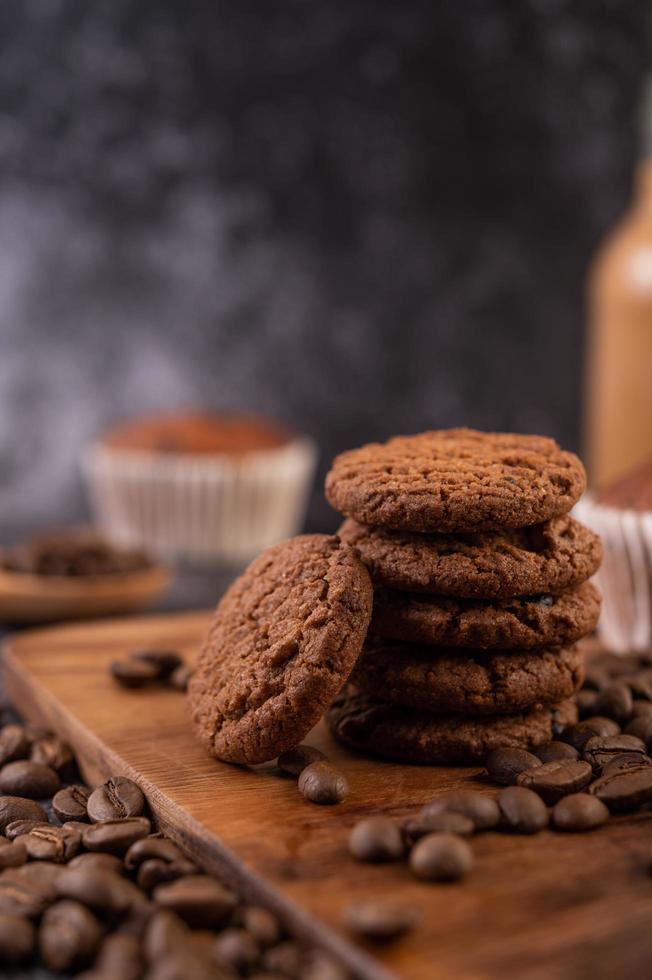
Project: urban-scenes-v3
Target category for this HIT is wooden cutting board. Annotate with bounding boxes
[3,613,652,980]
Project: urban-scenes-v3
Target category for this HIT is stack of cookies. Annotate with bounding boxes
[325,429,603,764]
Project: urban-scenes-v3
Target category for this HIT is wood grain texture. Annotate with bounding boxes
[3,613,652,980]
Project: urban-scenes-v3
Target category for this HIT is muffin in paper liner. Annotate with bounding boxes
[575,495,652,653]
[82,437,318,564]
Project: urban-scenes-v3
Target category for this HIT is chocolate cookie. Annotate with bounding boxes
[353,640,584,714]
[371,581,601,650]
[326,429,586,533]
[188,535,373,764]
[327,687,578,764]
[338,515,602,599]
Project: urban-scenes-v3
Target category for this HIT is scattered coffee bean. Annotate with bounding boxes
[349,817,404,862]
[4,818,48,841]
[153,875,237,928]
[0,760,61,799]
[562,717,620,752]
[87,775,145,822]
[593,682,634,723]
[56,866,147,916]
[583,734,647,772]
[551,793,610,832]
[516,760,593,804]
[498,786,549,833]
[535,741,580,764]
[94,930,143,980]
[485,747,541,785]
[277,744,327,777]
[261,939,302,975]
[110,659,160,688]
[124,835,186,870]
[30,734,74,774]
[0,840,26,869]
[143,908,190,961]
[82,816,151,856]
[588,765,652,812]
[298,762,348,805]
[403,809,474,845]
[409,832,473,882]
[52,784,91,823]
[131,649,183,678]
[239,905,283,948]
[344,899,418,942]
[68,852,124,875]
[39,899,101,972]
[0,910,36,962]
[0,725,30,766]
[16,824,81,863]
[602,753,652,776]
[0,870,54,917]
[136,857,192,892]
[429,791,501,831]
[0,796,48,833]
[625,715,652,747]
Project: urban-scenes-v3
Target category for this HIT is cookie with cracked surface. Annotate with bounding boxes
[327,687,578,765]
[188,534,373,764]
[353,639,584,714]
[371,581,601,650]
[338,515,602,599]
[325,428,586,533]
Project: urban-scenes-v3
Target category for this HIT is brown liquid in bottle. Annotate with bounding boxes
[586,149,652,487]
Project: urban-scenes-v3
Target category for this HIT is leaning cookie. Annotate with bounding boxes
[352,640,584,715]
[188,534,373,764]
[339,515,602,599]
[371,581,601,650]
[327,687,578,765]
[326,429,586,533]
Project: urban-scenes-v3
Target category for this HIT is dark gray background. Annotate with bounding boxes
[1,0,651,539]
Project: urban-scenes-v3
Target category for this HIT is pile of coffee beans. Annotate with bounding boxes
[109,650,192,692]
[0,718,349,978]
[278,745,349,805]
[1,533,151,578]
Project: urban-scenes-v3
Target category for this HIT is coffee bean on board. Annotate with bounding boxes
[593,682,634,723]
[516,760,593,804]
[583,734,647,772]
[409,833,473,882]
[498,786,549,834]
[562,717,621,752]
[0,796,48,833]
[4,819,48,841]
[16,824,81,863]
[124,836,186,870]
[588,765,652,812]
[427,792,501,831]
[52,784,91,823]
[39,899,101,972]
[349,817,404,862]
[277,744,327,777]
[82,817,151,856]
[403,810,474,846]
[298,762,348,805]
[87,776,145,822]
[602,753,652,776]
[551,793,610,832]
[0,760,61,799]
[68,852,124,876]
[535,741,580,764]
[130,649,183,678]
[485,748,541,786]
[110,659,160,688]
[153,875,237,929]
[0,911,36,962]
[344,900,418,942]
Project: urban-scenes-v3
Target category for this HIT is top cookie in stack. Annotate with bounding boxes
[325,429,603,764]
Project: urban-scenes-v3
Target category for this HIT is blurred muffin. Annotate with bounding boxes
[82,411,317,563]
[576,455,652,652]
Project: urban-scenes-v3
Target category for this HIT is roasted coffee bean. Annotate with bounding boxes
[239,905,282,948]
[5,860,63,894]
[17,824,81,863]
[516,760,593,804]
[277,744,327,777]
[94,930,143,980]
[143,908,190,962]
[213,927,260,972]
[602,753,652,775]
[427,791,501,831]
[110,659,160,688]
[68,852,124,875]
[627,675,652,701]
[403,810,474,846]
[0,839,26,869]
[498,786,549,833]
[298,762,348,805]
[261,939,302,976]
[83,816,151,855]
[169,664,193,692]
[131,649,184,678]
[588,765,652,812]
[0,909,35,962]
[625,715,652,747]
[631,700,652,719]
[153,875,237,928]
[409,832,473,882]
[63,820,92,835]
[551,793,610,831]
[583,734,647,771]
[137,858,190,892]
[52,784,91,822]
[39,899,101,972]
[4,818,48,841]
[302,951,350,980]
[535,741,580,764]
[349,816,404,862]
[0,871,54,917]
[562,717,620,752]
[125,835,186,870]
[485,747,541,786]
[576,689,598,718]
[0,725,30,766]
[87,775,145,822]
[146,949,221,979]
[30,734,74,774]
[56,865,148,916]
[593,682,634,723]
[0,796,48,833]
[0,760,60,798]
[344,899,417,942]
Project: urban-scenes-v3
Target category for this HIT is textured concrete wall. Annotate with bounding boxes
[0,2,650,536]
